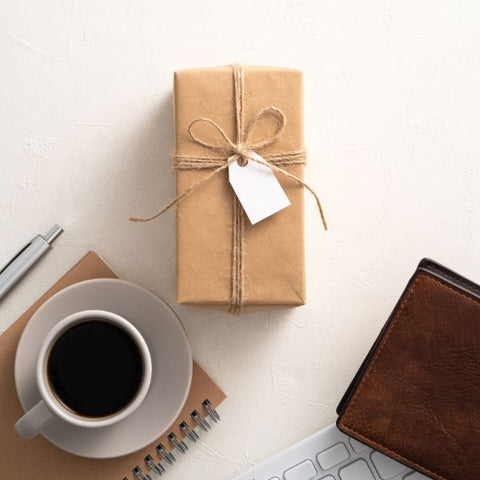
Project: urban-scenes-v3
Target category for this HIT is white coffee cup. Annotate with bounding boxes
[15,310,152,440]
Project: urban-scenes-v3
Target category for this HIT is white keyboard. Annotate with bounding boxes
[233,423,431,480]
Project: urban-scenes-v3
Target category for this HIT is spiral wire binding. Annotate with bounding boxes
[131,398,220,480]
[202,399,220,422]
[132,466,151,480]
[168,432,188,453]
[145,454,165,476]
[180,421,200,441]
[155,443,175,464]
[192,410,210,431]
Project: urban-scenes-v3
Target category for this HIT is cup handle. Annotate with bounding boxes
[15,400,54,439]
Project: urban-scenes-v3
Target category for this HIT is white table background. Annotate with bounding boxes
[1,1,480,479]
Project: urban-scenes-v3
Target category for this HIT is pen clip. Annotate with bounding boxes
[0,242,32,275]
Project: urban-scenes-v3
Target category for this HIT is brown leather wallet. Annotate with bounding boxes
[336,259,480,480]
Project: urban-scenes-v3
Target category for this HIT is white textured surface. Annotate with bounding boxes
[1,1,480,479]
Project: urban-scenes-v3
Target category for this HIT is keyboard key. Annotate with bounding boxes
[284,460,317,480]
[349,437,369,453]
[371,451,406,479]
[339,459,375,480]
[317,443,349,470]
[268,478,280,480]
[403,473,430,480]
[319,477,335,480]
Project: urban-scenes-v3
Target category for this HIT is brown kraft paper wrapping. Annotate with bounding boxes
[174,65,306,313]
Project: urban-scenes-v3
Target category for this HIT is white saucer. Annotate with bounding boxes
[14,279,192,458]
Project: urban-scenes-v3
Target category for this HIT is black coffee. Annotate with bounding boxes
[47,320,144,418]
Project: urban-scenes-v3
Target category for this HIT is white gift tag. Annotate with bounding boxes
[228,151,291,224]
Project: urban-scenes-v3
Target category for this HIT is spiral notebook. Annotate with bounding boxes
[0,251,226,480]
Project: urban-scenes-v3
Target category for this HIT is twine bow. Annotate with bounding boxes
[130,65,327,314]
[189,106,286,166]
[130,106,327,229]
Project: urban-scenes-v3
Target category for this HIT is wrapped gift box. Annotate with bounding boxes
[174,65,308,313]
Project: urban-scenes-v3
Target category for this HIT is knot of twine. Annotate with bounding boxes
[130,65,327,314]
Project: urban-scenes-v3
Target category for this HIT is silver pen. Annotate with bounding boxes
[0,225,63,300]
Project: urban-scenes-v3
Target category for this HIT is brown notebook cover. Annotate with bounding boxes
[0,251,226,480]
[337,258,480,480]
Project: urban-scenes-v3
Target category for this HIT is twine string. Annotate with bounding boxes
[129,157,236,223]
[230,64,245,314]
[130,106,327,230]
[247,155,328,231]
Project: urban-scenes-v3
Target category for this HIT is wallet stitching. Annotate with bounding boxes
[339,424,445,480]
[425,262,480,296]
[340,272,480,480]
